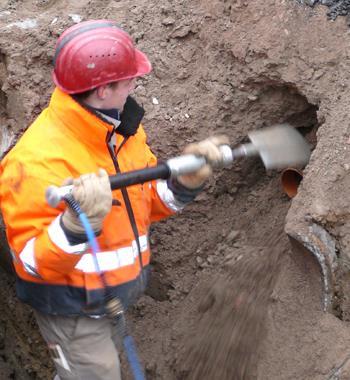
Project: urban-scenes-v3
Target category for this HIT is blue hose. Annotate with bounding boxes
[123,336,146,380]
[78,212,103,275]
[76,211,145,380]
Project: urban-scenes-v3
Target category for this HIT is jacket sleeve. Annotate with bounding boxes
[0,160,86,281]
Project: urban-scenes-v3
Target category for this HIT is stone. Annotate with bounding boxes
[226,230,241,243]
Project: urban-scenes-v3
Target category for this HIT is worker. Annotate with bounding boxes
[0,20,228,380]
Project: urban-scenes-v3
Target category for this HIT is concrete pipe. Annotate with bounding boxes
[281,168,303,198]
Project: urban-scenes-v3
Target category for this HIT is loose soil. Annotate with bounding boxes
[1,0,350,379]
[179,230,284,380]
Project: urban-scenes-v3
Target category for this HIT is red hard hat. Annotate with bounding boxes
[52,20,152,94]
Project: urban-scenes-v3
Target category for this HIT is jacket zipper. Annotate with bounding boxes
[106,133,144,270]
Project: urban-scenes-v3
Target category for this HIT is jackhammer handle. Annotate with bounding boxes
[109,163,171,189]
[45,145,234,207]
[46,164,172,207]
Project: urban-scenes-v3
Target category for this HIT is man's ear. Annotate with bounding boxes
[96,85,109,100]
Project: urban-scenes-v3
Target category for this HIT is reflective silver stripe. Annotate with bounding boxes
[132,235,148,253]
[9,249,18,263]
[19,216,88,276]
[156,179,186,212]
[75,235,149,273]
[48,216,88,254]
[19,237,38,276]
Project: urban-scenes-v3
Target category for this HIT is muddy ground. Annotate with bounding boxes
[0,0,350,379]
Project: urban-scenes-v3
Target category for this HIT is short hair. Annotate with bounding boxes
[71,82,119,103]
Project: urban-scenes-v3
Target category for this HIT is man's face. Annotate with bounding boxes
[101,78,137,110]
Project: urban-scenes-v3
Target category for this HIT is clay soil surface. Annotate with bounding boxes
[1,0,350,379]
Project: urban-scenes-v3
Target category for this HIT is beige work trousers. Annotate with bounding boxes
[34,311,122,380]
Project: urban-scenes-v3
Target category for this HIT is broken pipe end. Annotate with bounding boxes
[281,168,303,198]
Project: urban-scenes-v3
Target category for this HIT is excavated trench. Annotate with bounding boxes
[1,0,350,379]
[0,67,322,380]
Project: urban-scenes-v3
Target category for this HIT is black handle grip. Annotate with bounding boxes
[109,163,171,190]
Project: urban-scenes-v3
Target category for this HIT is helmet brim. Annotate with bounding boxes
[134,48,152,77]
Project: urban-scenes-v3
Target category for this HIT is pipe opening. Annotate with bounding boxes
[281,168,303,198]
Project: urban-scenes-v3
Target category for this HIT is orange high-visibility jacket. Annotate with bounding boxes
[0,88,181,315]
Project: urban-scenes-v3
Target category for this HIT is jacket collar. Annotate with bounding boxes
[85,96,145,138]
[48,88,115,151]
[95,111,121,130]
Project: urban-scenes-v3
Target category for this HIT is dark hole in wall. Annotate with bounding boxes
[261,83,319,150]
[215,83,320,203]
[284,103,319,149]
[243,82,320,147]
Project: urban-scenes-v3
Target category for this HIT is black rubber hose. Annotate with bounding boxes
[109,162,170,190]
